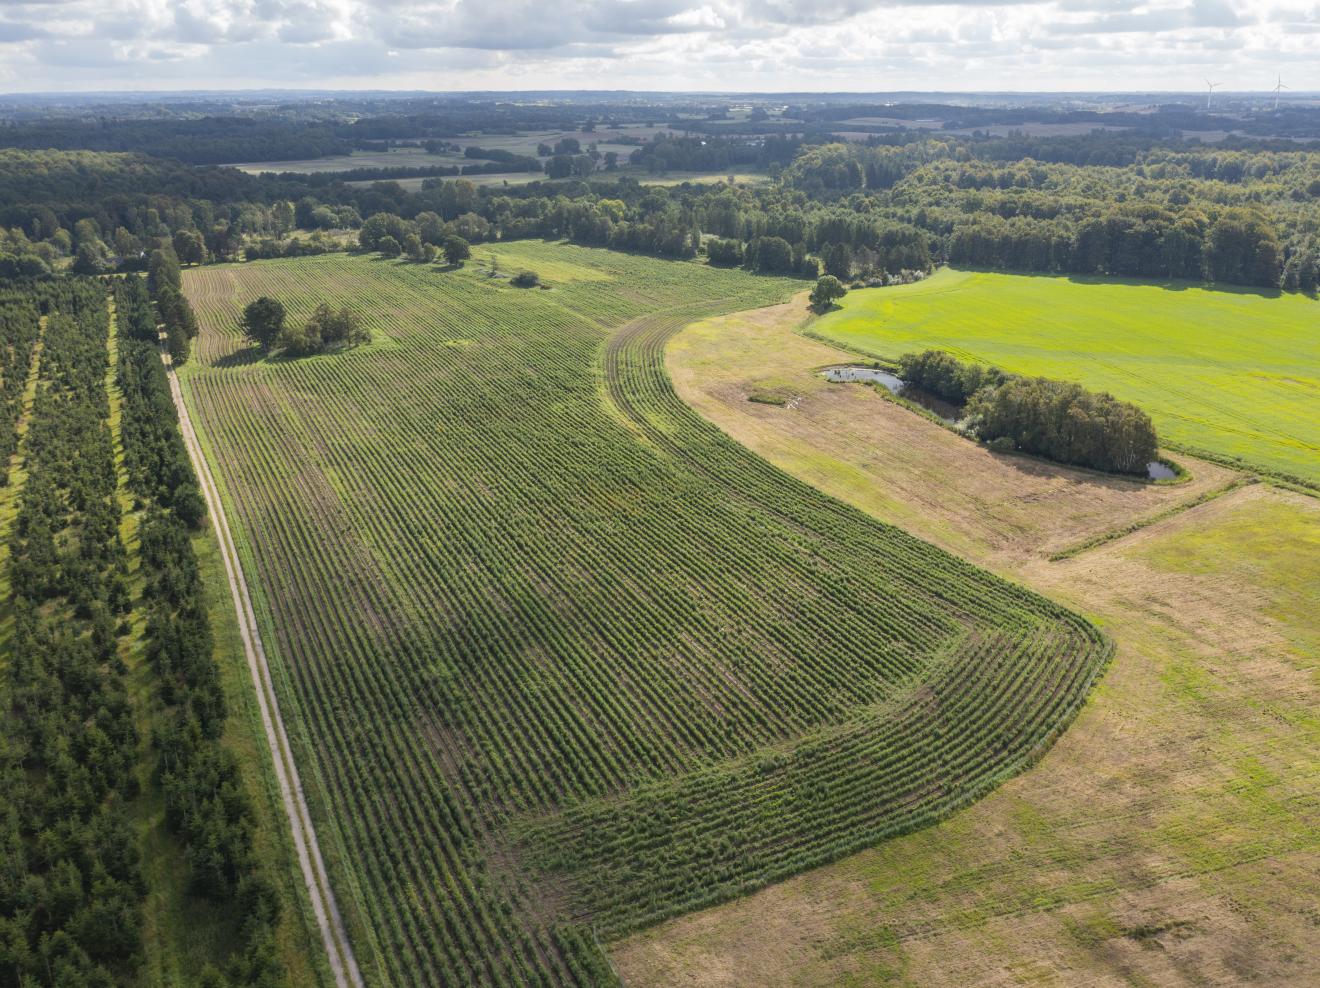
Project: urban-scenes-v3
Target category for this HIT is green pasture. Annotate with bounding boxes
[810,268,1320,485]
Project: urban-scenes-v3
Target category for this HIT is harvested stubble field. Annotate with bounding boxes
[181,244,1111,986]
[810,268,1320,487]
[612,299,1320,986]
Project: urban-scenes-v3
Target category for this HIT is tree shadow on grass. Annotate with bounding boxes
[953,265,1289,300]
[984,443,1163,488]
[210,345,265,370]
[1062,272,1284,300]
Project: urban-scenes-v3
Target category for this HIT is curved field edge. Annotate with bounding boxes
[511,308,1113,939]
[612,299,1320,987]
[179,246,1111,985]
[805,267,1320,490]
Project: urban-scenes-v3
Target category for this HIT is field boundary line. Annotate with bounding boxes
[1049,476,1256,561]
[160,350,365,988]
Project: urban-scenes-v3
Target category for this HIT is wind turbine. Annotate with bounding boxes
[1272,74,1289,111]
[1205,79,1220,111]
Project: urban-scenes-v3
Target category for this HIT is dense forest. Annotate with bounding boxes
[0,274,283,987]
[1,119,1316,291]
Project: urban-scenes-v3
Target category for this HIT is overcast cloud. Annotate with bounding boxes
[0,0,1314,92]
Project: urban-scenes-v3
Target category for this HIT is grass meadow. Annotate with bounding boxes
[809,268,1320,486]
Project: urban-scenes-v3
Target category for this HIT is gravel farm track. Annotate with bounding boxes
[161,343,365,988]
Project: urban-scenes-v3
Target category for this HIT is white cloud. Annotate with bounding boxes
[0,0,1312,91]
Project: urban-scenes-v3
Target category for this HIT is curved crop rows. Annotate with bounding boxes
[180,244,1110,987]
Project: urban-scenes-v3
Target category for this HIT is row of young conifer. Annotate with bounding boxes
[0,291,40,484]
[114,273,286,987]
[1,279,146,986]
[145,246,199,367]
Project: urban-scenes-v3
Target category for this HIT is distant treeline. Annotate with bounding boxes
[1,128,1317,292]
[263,156,542,185]
[899,349,1159,474]
[783,142,1319,289]
[784,102,1320,142]
[0,100,676,165]
[0,116,351,165]
[628,135,807,173]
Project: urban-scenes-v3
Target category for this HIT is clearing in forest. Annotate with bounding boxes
[809,267,1320,487]
[180,244,1110,987]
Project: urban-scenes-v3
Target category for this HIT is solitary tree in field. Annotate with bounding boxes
[809,275,847,312]
[240,296,286,350]
[442,235,471,267]
[545,155,574,180]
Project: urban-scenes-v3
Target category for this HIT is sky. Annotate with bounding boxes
[0,0,1316,94]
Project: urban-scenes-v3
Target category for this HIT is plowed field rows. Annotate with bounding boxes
[182,244,1109,987]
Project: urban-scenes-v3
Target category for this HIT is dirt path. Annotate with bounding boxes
[161,351,365,988]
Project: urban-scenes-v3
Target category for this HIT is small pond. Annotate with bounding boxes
[821,365,905,391]
[821,365,960,425]
[1146,460,1178,481]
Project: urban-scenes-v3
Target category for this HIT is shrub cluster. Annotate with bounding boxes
[243,234,344,262]
[897,349,1158,474]
[277,303,369,356]
[897,349,1005,404]
[967,376,1160,475]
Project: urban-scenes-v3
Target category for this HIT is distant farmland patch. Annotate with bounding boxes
[231,147,465,174]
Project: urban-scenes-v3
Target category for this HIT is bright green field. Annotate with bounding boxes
[810,268,1320,485]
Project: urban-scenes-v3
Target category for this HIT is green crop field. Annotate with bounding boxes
[809,268,1320,486]
[182,244,1110,986]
